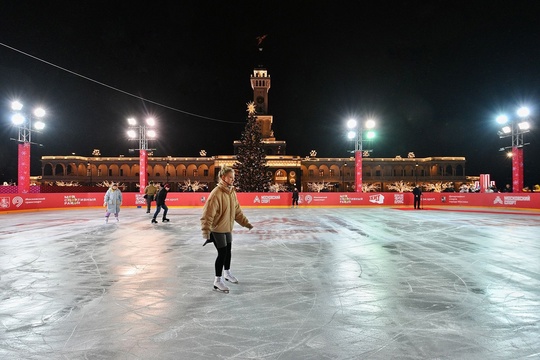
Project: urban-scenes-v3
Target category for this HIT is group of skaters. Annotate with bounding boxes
[143,181,171,223]
[102,167,254,294]
[103,181,171,223]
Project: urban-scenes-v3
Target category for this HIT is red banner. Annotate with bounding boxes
[1,192,539,212]
[139,149,147,193]
[512,147,524,192]
[18,142,31,194]
[355,150,362,192]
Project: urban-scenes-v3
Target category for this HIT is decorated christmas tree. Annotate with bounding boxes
[233,102,271,192]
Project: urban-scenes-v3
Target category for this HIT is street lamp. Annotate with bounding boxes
[496,106,532,193]
[346,118,376,192]
[341,163,348,192]
[127,116,157,193]
[87,161,93,187]
[9,100,47,193]
[166,156,172,184]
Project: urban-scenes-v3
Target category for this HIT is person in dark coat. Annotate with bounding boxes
[292,188,299,208]
[151,183,170,223]
[413,184,422,209]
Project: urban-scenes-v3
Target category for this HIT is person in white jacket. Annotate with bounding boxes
[103,183,122,223]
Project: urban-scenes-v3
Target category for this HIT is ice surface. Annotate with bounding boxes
[0,207,539,359]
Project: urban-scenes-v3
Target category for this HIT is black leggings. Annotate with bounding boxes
[214,242,232,277]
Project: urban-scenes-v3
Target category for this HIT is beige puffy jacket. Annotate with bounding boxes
[201,182,252,239]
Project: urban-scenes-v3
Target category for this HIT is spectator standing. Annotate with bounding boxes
[144,181,158,213]
[502,184,512,193]
[412,184,422,210]
[292,188,299,208]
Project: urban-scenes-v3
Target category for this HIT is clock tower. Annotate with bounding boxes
[251,67,270,115]
[250,67,275,141]
[234,65,287,155]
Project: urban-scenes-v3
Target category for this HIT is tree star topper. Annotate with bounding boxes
[246,101,257,115]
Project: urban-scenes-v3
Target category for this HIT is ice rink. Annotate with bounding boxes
[1,206,539,360]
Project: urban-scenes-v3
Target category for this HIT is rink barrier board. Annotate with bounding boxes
[1,192,539,212]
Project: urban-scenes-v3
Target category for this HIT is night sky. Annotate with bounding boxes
[1,1,540,188]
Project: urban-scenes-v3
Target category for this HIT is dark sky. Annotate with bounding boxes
[1,1,540,188]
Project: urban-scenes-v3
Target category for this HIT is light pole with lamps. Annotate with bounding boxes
[127,117,156,194]
[9,100,46,194]
[496,106,532,193]
[166,156,172,184]
[87,162,92,186]
[341,163,348,191]
[346,118,376,192]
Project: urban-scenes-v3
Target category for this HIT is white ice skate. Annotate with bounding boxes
[224,270,238,284]
[213,277,229,293]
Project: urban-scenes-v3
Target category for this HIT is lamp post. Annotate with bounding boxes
[9,101,46,194]
[341,163,348,191]
[496,106,532,193]
[347,118,376,192]
[127,117,156,194]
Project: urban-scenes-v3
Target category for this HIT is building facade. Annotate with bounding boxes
[40,66,467,191]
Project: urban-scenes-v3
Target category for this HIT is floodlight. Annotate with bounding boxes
[33,107,46,118]
[12,113,25,125]
[34,121,45,130]
[516,106,530,118]
[365,119,376,129]
[518,122,530,130]
[346,119,357,129]
[11,101,23,111]
[496,115,508,124]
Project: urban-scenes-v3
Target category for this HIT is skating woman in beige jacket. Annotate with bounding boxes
[201,166,253,293]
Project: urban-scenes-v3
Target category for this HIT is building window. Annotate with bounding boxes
[120,169,124,176]
[309,169,314,176]
[319,170,324,177]
[108,169,112,176]
[376,170,381,176]
[193,170,198,177]
[329,169,334,176]
[204,169,209,176]
[182,169,187,177]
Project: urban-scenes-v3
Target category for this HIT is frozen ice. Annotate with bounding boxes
[0,207,539,359]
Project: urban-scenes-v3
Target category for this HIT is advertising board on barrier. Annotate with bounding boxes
[0,192,539,212]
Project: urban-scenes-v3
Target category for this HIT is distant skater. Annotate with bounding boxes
[413,184,422,209]
[292,187,299,208]
[152,183,170,223]
[144,181,157,213]
[201,166,253,293]
[104,183,122,223]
